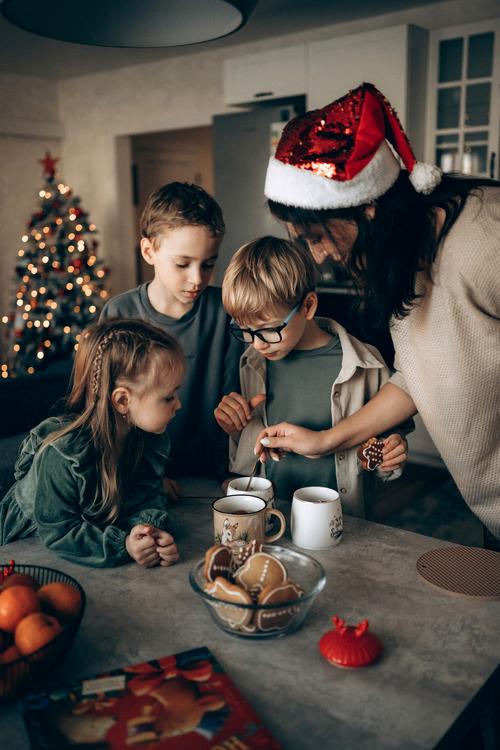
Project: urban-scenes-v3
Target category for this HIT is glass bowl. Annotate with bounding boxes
[0,564,85,698]
[189,544,326,639]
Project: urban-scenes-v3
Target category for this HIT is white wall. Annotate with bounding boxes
[0,73,62,319]
[56,0,499,297]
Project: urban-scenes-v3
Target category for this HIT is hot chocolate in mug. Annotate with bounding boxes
[213,495,285,547]
[226,476,275,532]
[291,486,343,550]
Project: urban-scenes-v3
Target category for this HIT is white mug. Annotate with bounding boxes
[226,476,275,532]
[291,486,343,550]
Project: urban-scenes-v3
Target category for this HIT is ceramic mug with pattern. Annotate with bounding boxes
[226,476,276,532]
[213,495,285,547]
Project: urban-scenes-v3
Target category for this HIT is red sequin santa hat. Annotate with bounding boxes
[265,82,442,209]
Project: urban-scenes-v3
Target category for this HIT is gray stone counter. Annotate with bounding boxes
[1,478,499,749]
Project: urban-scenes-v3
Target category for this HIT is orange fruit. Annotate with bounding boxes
[38,582,82,623]
[0,586,41,633]
[0,644,20,664]
[14,613,62,656]
[0,573,39,592]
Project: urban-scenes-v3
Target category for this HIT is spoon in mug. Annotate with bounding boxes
[244,460,259,492]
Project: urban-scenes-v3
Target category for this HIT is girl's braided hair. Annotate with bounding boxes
[44,318,185,523]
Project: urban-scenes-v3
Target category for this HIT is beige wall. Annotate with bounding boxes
[0,73,62,318]
[0,0,498,312]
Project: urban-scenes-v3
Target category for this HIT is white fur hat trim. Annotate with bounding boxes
[265,140,401,209]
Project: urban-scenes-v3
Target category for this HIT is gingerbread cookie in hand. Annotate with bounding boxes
[357,437,385,471]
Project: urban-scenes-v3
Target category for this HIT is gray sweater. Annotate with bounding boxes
[101,284,243,479]
[389,187,500,538]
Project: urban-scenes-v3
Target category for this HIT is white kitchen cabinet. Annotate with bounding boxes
[307,25,428,157]
[223,44,306,105]
[425,19,500,178]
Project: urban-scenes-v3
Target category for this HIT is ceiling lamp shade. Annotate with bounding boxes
[0,0,258,47]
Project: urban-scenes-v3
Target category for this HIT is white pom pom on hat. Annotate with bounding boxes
[409,161,443,195]
[264,82,442,210]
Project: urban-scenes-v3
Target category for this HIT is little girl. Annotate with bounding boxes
[0,318,185,568]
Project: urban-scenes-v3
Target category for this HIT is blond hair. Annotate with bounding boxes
[222,236,318,325]
[44,319,185,524]
[140,181,225,248]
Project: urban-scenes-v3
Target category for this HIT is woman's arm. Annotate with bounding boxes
[255,383,417,460]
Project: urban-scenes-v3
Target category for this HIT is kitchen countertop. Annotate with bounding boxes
[1,477,499,749]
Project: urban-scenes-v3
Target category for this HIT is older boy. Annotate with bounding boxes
[101,182,242,482]
[215,236,410,518]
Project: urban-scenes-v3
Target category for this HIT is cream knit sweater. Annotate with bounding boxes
[389,187,500,538]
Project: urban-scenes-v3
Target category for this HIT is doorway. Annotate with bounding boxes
[130,126,214,284]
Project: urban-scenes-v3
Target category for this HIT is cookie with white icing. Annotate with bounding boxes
[357,437,385,471]
[230,539,263,575]
[204,544,232,582]
[204,576,253,627]
[234,552,287,601]
[255,581,304,632]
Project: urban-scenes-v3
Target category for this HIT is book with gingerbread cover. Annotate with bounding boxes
[20,646,283,749]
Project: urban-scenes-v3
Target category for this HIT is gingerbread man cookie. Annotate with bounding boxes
[204,576,253,628]
[204,544,232,582]
[235,552,287,601]
[357,437,385,471]
[255,581,304,632]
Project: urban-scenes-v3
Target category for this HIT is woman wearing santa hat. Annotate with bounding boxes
[256,83,500,547]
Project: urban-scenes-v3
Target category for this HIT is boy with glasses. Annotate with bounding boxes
[215,236,410,517]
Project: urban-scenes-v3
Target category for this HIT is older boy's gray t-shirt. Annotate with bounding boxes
[100,283,242,479]
[265,335,343,501]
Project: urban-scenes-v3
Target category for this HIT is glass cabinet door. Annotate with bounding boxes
[428,21,500,177]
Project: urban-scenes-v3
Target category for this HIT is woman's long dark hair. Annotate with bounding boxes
[269,172,499,330]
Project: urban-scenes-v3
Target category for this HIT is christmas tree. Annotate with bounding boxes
[1,152,109,378]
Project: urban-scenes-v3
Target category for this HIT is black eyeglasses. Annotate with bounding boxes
[229,301,301,344]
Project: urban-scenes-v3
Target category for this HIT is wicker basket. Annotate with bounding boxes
[0,564,85,698]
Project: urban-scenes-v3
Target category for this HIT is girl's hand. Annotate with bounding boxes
[126,525,159,568]
[255,423,329,462]
[380,434,408,471]
[214,393,265,435]
[153,529,180,567]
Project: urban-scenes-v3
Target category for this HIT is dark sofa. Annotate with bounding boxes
[0,359,72,496]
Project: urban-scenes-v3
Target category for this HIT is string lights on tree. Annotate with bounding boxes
[1,152,109,377]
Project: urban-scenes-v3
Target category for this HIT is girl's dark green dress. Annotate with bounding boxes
[0,417,172,567]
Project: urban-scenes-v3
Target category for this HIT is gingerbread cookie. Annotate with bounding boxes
[204,544,232,582]
[255,581,304,632]
[204,576,253,628]
[357,437,385,471]
[235,552,287,601]
[238,622,258,634]
[230,539,263,575]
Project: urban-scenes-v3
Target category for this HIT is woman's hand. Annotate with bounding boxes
[214,392,265,435]
[126,525,159,568]
[255,423,330,462]
[380,434,408,471]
